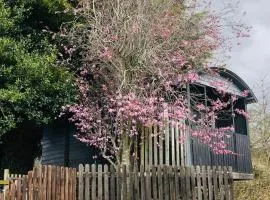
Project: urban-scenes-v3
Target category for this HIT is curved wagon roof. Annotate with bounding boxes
[197,67,258,104]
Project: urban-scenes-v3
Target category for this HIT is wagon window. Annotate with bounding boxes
[205,87,233,128]
[189,84,206,122]
[188,84,248,135]
[233,98,247,135]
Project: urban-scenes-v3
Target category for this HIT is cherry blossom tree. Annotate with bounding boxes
[61,0,250,166]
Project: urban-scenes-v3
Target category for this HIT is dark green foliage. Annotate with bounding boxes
[0,0,78,175]
[0,0,77,135]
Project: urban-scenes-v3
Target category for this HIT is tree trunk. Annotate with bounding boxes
[121,136,131,166]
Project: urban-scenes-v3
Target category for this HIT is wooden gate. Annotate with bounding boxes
[4,165,76,200]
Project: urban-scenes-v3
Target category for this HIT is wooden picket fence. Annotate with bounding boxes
[2,164,234,200]
[78,164,234,200]
[3,165,76,200]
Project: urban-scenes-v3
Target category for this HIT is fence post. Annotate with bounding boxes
[3,169,10,199]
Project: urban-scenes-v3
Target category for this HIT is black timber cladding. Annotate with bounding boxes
[41,120,98,167]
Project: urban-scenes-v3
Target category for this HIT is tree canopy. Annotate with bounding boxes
[0,0,77,135]
[61,0,250,165]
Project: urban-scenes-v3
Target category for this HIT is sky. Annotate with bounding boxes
[217,0,270,98]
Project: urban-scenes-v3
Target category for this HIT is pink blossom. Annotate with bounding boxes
[132,22,140,33]
[100,47,113,59]
[242,90,249,97]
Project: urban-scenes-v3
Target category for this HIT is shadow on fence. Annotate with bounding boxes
[2,164,234,200]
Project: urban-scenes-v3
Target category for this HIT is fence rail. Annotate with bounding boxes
[78,164,234,200]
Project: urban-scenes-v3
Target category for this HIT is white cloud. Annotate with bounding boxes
[215,0,270,96]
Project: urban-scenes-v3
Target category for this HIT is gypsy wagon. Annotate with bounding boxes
[41,68,257,180]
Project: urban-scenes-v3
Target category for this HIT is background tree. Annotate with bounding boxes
[236,79,270,200]
[249,79,270,162]
[0,0,78,175]
[0,0,77,135]
[62,0,250,166]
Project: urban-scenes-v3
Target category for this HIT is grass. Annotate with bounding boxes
[235,151,270,200]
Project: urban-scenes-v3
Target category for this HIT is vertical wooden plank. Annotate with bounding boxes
[218,166,224,200]
[133,165,140,200]
[53,166,57,200]
[212,166,218,200]
[78,164,84,200]
[69,168,78,200]
[110,165,115,200]
[224,166,230,200]
[165,122,170,165]
[57,166,61,200]
[67,168,72,200]
[186,167,191,200]
[171,125,175,166]
[152,166,158,200]
[42,166,47,200]
[149,127,153,166]
[154,125,158,165]
[73,168,77,200]
[122,165,127,200]
[159,128,164,165]
[207,166,213,200]
[145,127,149,166]
[169,166,175,200]
[104,165,109,200]
[33,167,38,200]
[60,167,65,200]
[145,166,151,200]
[141,128,145,166]
[28,171,33,200]
[174,166,180,200]
[64,167,69,200]
[140,165,145,200]
[98,165,103,200]
[134,134,138,167]
[85,164,90,200]
[128,165,133,200]
[180,166,186,200]
[201,166,207,200]
[228,166,234,200]
[3,169,9,199]
[10,182,16,200]
[59,167,64,199]
[133,165,139,200]
[16,175,22,200]
[38,166,43,200]
[180,123,185,166]
[164,166,169,200]
[157,166,163,200]
[175,123,180,166]
[116,165,121,200]
[190,166,197,200]
[47,166,52,200]
[91,164,96,200]
[22,175,28,200]
[196,166,202,200]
